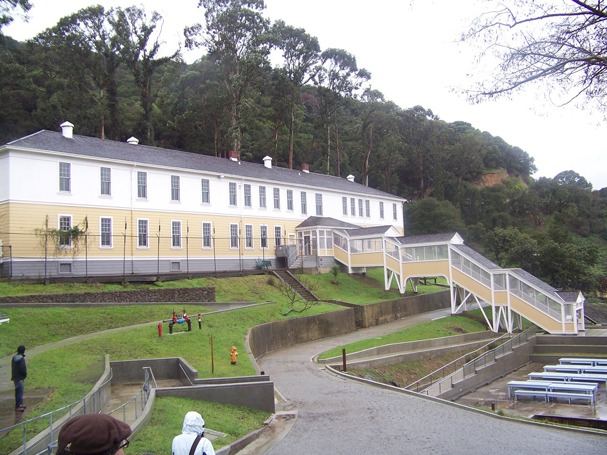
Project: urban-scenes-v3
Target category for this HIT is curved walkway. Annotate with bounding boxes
[255,309,607,455]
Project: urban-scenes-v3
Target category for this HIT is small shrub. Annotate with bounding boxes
[331,265,340,285]
[266,276,276,287]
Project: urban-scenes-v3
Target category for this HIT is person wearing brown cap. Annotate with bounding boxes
[56,414,132,455]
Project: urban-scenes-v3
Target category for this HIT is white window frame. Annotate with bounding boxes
[350,198,356,216]
[287,189,293,211]
[137,219,149,249]
[171,175,180,201]
[274,225,282,247]
[230,223,239,249]
[100,167,111,196]
[301,191,307,215]
[260,225,268,249]
[245,224,254,249]
[137,171,147,199]
[365,200,370,218]
[393,202,398,221]
[58,215,72,248]
[229,182,237,206]
[380,201,384,219]
[315,193,323,216]
[342,197,348,215]
[244,184,252,207]
[171,220,182,249]
[273,188,280,209]
[100,216,113,248]
[202,222,213,249]
[201,178,210,204]
[59,162,71,192]
[259,186,266,208]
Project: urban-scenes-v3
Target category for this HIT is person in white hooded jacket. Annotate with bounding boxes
[172,411,215,455]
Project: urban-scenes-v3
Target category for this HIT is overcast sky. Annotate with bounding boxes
[5,0,606,189]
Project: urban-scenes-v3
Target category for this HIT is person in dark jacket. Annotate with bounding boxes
[11,345,27,411]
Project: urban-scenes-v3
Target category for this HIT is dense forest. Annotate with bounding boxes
[0,1,605,295]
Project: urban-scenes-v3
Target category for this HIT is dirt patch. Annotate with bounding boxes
[346,351,467,388]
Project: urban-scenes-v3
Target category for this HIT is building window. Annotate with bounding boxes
[245,224,253,249]
[380,201,384,219]
[202,222,212,249]
[230,223,239,249]
[171,175,180,201]
[138,172,147,199]
[342,197,348,215]
[229,182,237,206]
[260,225,268,249]
[171,262,181,272]
[59,162,71,192]
[100,167,111,195]
[315,193,323,216]
[350,198,356,216]
[358,199,363,217]
[393,203,398,220]
[259,186,266,208]
[201,179,210,203]
[365,200,370,217]
[287,190,293,211]
[138,219,149,248]
[172,221,182,248]
[58,215,72,247]
[244,184,252,207]
[59,263,72,273]
[274,226,282,246]
[100,217,112,248]
[273,188,280,209]
[301,191,307,214]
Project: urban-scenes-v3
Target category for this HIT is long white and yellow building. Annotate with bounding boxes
[0,122,405,278]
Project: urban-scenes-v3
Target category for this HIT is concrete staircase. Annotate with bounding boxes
[530,334,607,364]
[273,269,318,301]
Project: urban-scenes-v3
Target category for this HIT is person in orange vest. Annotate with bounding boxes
[230,346,238,365]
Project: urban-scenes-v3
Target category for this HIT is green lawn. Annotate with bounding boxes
[318,315,487,360]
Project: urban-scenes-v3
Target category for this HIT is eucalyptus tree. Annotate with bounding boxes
[463,0,607,112]
[273,20,320,168]
[185,0,273,159]
[0,0,31,35]
[315,48,370,176]
[111,6,178,144]
[31,5,121,139]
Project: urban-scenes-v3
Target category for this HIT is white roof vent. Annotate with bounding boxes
[346,174,355,182]
[127,136,139,145]
[60,121,74,139]
[263,155,272,169]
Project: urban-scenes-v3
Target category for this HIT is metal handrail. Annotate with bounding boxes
[405,333,511,392]
[411,327,537,396]
[0,371,113,455]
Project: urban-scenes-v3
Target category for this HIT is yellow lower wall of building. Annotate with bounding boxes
[385,255,400,273]
[350,251,384,267]
[510,295,563,333]
[334,247,348,264]
[494,291,508,305]
[400,260,450,280]
[2,202,303,259]
[451,268,493,302]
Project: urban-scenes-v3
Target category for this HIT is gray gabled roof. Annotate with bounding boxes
[556,290,584,303]
[395,232,461,246]
[334,225,397,237]
[451,244,502,270]
[4,130,406,200]
[296,217,360,229]
[509,268,563,301]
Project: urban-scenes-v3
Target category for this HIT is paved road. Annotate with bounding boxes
[257,309,607,455]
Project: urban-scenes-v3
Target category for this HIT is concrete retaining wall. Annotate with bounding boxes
[437,337,537,401]
[0,287,215,304]
[111,357,197,384]
[248,308,356,359]
[156,382,275,413]
[319,331,495,364]
[328,290,451,329]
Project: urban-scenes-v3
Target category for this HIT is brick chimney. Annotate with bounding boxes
[229,151,238,161]
[302,163,309,173]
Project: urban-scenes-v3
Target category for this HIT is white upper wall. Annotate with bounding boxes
[3,149,403,228]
